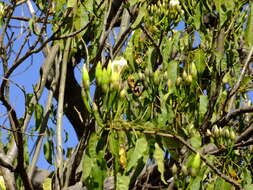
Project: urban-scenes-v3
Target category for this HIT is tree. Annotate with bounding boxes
[0,0,253,189]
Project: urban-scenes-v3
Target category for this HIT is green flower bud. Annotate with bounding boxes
[176,77,182,86]
[224,128,230,138]
[182,165,188,176]
[212,125,219,137]
[110,72,120,91]
[82,65,90,89]
[230,130,236,140]
[95,62,103,85]
[182,70,188,80]
[138,72,145,81]
[186,74,193,84]
[192,153,201,169]
[171,164,178,175]
[120,89,127,98]
[154,70,160,85]
[191,62,197,78]
[206,129,212,136]
[167,79,173,89]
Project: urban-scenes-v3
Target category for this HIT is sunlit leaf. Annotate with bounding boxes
[126,137,148,172]
[67,0,75,8]
[82,155,93,181]
[188,176,202,190]
[214,178,231,190]
[153,143,167,184]
[117,174,130,190]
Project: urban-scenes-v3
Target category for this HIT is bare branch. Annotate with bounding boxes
[55,37,72,189]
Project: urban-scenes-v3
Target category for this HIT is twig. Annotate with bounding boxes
[217,106,253,127]
[110,125,242,189]
[227,45,253,112]
[55,37,72,189]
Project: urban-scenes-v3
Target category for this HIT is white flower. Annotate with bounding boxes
[169,0,180,8]
[110,57,128,73]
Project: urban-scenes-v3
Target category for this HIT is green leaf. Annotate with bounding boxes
[245,184,253,190]
[188,176,202,190]
[245,3,253,48]
[87,133,99,158]
[153,143,167,184]
[84,0,93,13]
[199,95,208,116]
[108,130,119,157]
[43,139,53,165]
[241,168,252,186]
[193,49,206,74]
[193,2,201,30]
[126,137,148,172]
[34,104,43,131]
[67,0,76,8]
[131,5,146,28]
[167,60,178,92]
[214,178,231,190]
[82,155,93,181]
[190,131,202,149]
[117,174,130,190]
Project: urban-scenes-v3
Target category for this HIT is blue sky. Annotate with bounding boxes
[0,1,78,170]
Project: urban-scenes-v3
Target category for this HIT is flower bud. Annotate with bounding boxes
[186,74,193,84]
[154,70,160,85]
[95,62,103,85]
[212,125,219,137]
[192,153,201,169]
[182,70,188,80]
[176,77,182,86]
[206,129,212,136]
[167,79,173,89]
[171,164,178,175]
[230,130,236,140]
[82,65,90,89]
[224,128,230,138]
[191,62,197,78]
[120,89,127,98]
[181,165,188,176]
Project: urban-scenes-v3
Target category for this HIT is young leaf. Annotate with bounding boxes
[153,143,167,184]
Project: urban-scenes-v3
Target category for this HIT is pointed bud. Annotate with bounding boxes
[191,62,197,78]
[192,153,201,169]
[95,62,103,85]
[82,65,90,89]
[176,77,182,86]
[182,70,188,80]
[186,74,193,84]
[182,165,188,176]
[171,164,178,175]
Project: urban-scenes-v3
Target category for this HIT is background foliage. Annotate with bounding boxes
[0,0,253,189]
